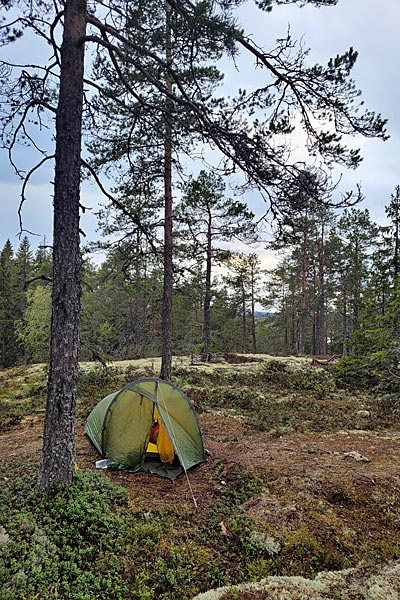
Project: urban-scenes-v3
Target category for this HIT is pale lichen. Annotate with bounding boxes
[192,562,400,600]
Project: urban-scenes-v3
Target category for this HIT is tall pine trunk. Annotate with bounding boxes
[342,291,348,356]
[241,279,247,353]
[39,0,86,488]
[299,228,307,355]
[315,234,326,356]
[250,261,257,354]
[202,212,212,361]
[160,1,173,380]
[392,194,400,343]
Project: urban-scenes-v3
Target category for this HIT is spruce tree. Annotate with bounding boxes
[0,240,18,367]
[15,236,35,362]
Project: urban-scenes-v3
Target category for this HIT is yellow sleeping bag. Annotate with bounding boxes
[147,407,175,464]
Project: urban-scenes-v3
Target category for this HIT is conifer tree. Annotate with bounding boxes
[15,284,52,363]
[40,0,87,488]
[178,170,257,360]
[14,236,35,362]
[88,1,224,377]
[0,240,19,366]
[335,208,379,353]
[385,186,400,343]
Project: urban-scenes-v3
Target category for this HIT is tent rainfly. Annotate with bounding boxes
[85,378,205,480]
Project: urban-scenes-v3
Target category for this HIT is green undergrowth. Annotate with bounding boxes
[173,364,398,433]
[1,356,398,436]
[1,357,400,598]
[0,366,48,431]
[0,471,130,600]
[1,463,399,598]
[0,366,129,430]
[0,468,290,600]
[3,456,399,599]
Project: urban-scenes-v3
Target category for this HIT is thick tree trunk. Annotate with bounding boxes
[160,1,173,381]
[202,214,212,361]
[39,0,86,488]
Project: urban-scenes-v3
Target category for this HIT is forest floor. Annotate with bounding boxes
[1,354,400,599]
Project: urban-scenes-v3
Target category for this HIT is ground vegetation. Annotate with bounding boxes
[0,355,399,598]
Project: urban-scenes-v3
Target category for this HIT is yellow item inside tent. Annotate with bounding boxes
[146,407,175,464]
[146,441,158,453]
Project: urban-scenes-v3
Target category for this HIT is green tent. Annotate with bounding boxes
[85,378,205,479]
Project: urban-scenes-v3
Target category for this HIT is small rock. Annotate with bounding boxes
[343,451,371,462]
[357,410,371,418]
[267,428,279,438]
[0,526,10,546]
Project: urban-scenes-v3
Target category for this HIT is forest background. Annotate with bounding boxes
[0,0,399,386]
[2,191,400,388]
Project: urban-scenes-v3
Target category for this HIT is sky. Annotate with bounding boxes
[0,0,399,267]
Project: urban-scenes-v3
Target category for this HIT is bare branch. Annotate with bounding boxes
[18,154,55,236]
[80,158,160,255]
[23,275,52,290]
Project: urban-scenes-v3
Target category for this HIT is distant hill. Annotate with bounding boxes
[254,311,275,321]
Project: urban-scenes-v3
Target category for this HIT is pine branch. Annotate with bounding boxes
[80,158,160,256]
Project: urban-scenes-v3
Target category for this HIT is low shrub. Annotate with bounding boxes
[0,472,130,600]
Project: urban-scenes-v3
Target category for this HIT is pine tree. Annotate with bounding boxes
[262,260,299,354]
[0,240,18,367]
[385,186,400,343]
[178,170,257,360]
[335,208,379,353]
[38,0,87,489]
[88,1,224,378]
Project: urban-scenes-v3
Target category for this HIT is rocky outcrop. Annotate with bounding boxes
[192,561,400,600]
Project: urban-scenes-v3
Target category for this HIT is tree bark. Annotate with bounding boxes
[38,0,86,488]
[299,228,307,355]
[160,1,173,381]
[342,291,348,356]
[392,188,400,342]
[352,239,361,336]
[315,234,326,355]
[202,211,212,361]
[250,261,257,354]
[241,279,247,353]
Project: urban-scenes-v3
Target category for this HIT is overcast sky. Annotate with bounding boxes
[0,0,399,261]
